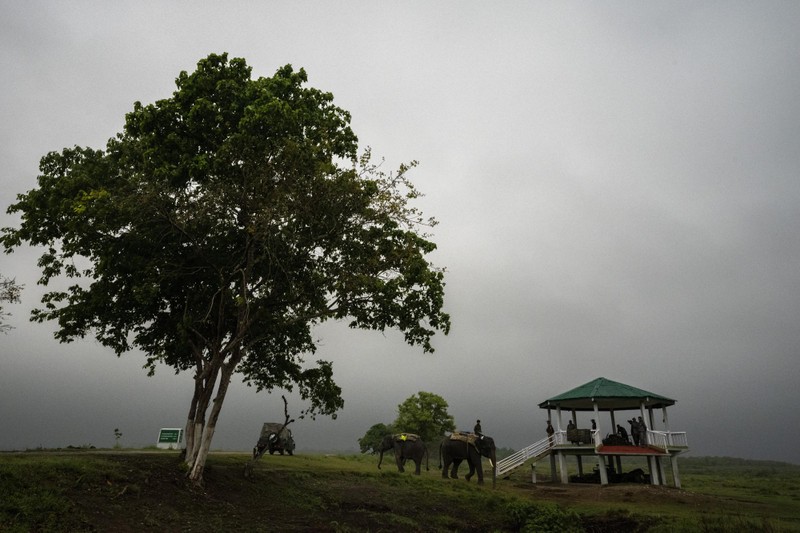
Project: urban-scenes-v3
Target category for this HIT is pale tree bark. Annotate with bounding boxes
[184,362,221,468]
[187,362,237,482]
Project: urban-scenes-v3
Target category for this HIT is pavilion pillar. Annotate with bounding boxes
[597,455,608,485]
[671,456,682,488]
[658,456,667,485]
[648,456,661,485]
[593,403,602,438]
[558,451,568,484]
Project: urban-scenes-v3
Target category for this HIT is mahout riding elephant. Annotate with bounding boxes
[439,432,497,486]
[377,433,429,475]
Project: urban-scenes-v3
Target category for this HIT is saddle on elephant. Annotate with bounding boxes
[448,431,479,447]
[393,433,420,443]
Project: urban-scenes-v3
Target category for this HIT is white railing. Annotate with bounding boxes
[646,430,689,451]
[496,436,553,477]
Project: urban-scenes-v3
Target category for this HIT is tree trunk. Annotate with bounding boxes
[187,362,236,482]
[184,363,221,469]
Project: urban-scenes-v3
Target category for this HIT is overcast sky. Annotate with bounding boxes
[2,1,799,465]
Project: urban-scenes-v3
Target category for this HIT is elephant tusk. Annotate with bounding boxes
[489,459,494,468]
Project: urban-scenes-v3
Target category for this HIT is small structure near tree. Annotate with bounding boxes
[253,423,295,457]
[244,396,295,478]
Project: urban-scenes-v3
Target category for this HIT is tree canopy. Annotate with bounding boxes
[1,53,450,481]
[394,391,456,443]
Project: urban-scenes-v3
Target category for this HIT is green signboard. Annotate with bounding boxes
[156,428,184,449]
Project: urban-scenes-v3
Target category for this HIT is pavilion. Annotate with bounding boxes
[496,377,689,487]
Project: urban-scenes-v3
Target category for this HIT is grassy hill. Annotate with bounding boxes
[1,450,799,532]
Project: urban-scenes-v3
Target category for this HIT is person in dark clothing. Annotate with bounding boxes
[617,424,630,444]
[567,420,577,444]
[474,420,482,435]
[637,416,647,447]
[591,419,597,430]
[629,418,640,446]
[546,420,555,446]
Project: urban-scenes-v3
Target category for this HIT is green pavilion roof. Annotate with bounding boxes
[538,377,676,411]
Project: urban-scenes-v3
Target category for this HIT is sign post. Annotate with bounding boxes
[156,428,184,449]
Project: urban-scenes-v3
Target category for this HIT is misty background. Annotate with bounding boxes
[2,1,799,464]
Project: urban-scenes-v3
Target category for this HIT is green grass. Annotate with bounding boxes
[1,451,798,532]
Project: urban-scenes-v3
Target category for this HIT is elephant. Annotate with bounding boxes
[377,433,429,475]
[439,432,497,487]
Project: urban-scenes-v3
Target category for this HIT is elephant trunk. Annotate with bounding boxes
[377,448,384,470]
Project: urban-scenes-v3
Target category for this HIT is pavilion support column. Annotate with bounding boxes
[648,456,661,485]
[657,456,667,486]
[597,455,608,485]
[558,451,568,484]
[671,456,682,488]
[640,402,650,448]
[593,403,602,441]
[549,451,557,482]
[610,410,617,435]
[615,456,622,474]
[577,456,583,476]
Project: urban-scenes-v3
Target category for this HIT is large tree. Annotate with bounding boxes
[393,391,456,444]
[1,53,450,482]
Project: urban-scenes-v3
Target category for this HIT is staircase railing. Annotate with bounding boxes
[646,430,688,451]
[496,436,553,477]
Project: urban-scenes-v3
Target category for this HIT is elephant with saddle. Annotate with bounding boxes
[439,431,497,486]
[377,433,429,475]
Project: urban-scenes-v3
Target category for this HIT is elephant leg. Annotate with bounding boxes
[465,458,475,482]
[441,455,452,479]
[450,458,462,479]
[475,454,484,485]
[395,454,405,473]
